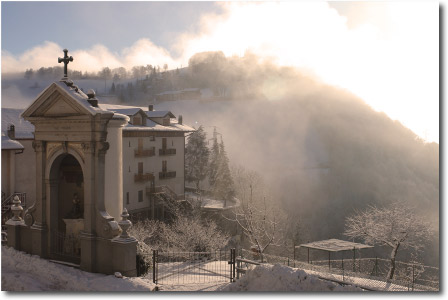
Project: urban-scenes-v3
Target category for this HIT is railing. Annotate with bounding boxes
[134,173,155,183]
[159,148,176,156]
[236,256,260,279]
[135,147,155,157]
[159,171,176,180]
[238,248,439,291]
[147,185,179,200]
[151,249,234,284]
[2,192,26,214]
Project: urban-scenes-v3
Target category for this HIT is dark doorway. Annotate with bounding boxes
[49,154,84,264]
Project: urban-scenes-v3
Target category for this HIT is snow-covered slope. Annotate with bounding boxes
[1,246,155,292]
[220,264,363,292]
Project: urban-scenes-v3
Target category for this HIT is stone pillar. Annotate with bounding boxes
[104,114,128,221]
[80,141,96,272]
[111,208,137,277]
[6,196,26,250]
[31,140,48,257]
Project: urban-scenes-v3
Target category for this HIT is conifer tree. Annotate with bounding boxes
[213,139,235,206]
[185,126,210,192]
[208,127,220,189]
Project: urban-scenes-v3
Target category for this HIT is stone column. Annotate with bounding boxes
[30,140,48,257]
[79,141,96,272]
[111,208,137,277]
[104,114,128,221]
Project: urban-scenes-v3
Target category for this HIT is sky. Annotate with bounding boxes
[0,1,440,143]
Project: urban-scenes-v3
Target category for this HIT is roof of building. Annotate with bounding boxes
[21,80,113,119]
[1,108,35,139]
[98,104,144,116]
[1,134,24,150]
[123,119,195,132]
[297,239,373,252]
[145,110,175,118]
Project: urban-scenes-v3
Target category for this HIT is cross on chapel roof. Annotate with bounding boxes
[58,49,73,78]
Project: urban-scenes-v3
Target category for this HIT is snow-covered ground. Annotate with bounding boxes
[1,246,155,292]
[221,264,363,292]
[5,245,421,292]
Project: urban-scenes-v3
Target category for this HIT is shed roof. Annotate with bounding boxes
[297,239,373,252]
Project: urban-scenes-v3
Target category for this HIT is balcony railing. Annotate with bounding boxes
[134,173,155,183]
[159,148,176,156]
[159,171,176,180]
[134,147,155,157]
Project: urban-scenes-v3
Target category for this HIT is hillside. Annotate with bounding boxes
[1,53,439,266]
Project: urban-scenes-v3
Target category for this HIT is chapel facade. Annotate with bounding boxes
[1,49,194,275]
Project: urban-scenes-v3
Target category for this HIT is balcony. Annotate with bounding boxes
[134,147,155,157]
[159,171,176,180]
[159,148,176,156]
[134,173,155,183]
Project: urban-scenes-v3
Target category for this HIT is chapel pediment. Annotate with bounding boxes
[22,81,105,119]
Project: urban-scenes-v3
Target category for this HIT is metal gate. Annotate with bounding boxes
[152,248,236,284]
[50,231,81,264]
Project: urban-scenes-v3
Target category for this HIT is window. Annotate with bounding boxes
[129,141,131,147]
[150,136,155,141]
[162,160,167,172]
[126,192,129,205]
[134,116,142,125]
[138,162,143,174]
[138,138,143,150]
[172,140,174,146]
[162,117,170,126]
[138,190,143,202]
[162,138,167,149]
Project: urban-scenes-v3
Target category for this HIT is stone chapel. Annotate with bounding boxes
[5,50,137,276]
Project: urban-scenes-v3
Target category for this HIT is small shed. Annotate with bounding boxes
[295,239,373,269]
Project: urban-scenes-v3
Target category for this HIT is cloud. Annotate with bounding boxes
[1,1,438,142]
[1,39,177,73]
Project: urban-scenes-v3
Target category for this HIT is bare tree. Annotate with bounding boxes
[344,202,433,280]
[226,165,286,261]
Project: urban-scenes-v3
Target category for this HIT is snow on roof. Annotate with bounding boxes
[2,134,24,150]
[146,110,175,118]
[298,239,373,252]
[54,81,111,115]
[123,120,195,133]
[97,103,144,116]
[1,108,35,139]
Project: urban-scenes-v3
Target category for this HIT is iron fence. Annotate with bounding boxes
[149,249,235,285]
[239,249,438,291]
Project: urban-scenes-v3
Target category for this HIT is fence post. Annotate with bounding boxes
[288,257,290,267]
[353,247,356,272]
[375,256,378,277]
[293,244,296,268]
[412,264,415,291]
[342,258,344,281]
[152,249,158,284]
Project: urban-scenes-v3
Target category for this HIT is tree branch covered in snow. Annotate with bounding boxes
[344,201,433,279]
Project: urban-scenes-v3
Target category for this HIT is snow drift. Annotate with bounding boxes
[221,264,363,292]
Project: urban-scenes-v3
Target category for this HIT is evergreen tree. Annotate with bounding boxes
[208,127,220,188]
[185,126,210,192]
[213,139,235,206]
[110,82,116,94]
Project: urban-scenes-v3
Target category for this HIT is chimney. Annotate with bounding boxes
[7,124,15,139]
[148,104,154,111]
[178,115,183,125]
[86,89,98,107]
